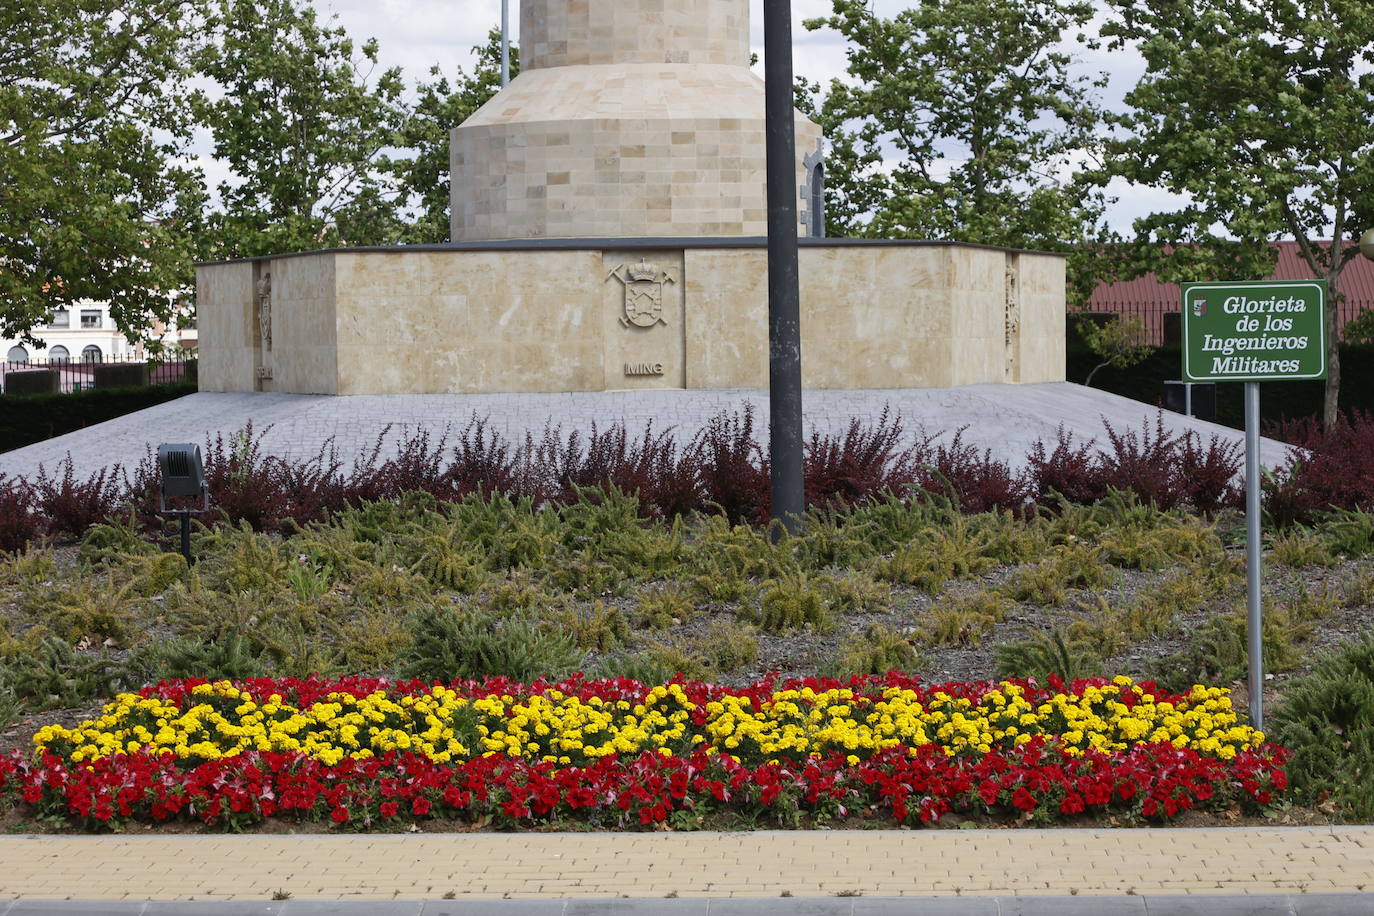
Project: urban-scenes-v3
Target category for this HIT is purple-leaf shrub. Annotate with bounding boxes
[1024,427,1108,507]
[1263,410,1374,525]
[804,408,915,509]
[1098,415,1183,510]
[0,477,40,554]
[697,405,770,526]
[1176,431,1243,515]
[31,457,127,538]
[908,429,1026,514]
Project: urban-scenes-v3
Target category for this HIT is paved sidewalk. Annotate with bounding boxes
[1,828,1370,904]
[0,896,1370,915]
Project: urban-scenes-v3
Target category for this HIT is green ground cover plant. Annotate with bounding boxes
[0,487,1367,736]
[1271,635,1374,820]
[1,437,1372,824]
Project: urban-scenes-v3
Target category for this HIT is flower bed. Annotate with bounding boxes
[0,674,1287,830]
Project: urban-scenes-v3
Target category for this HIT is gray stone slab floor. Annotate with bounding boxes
[0,383,1289,482]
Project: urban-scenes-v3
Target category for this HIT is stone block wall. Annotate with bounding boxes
[197,240,1065,396]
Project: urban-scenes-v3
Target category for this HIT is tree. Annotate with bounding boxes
[389,30,515,244]
[803,0,1113,303]
[1079,315,1154,387]
[1101,0,1374,426]
[0,0,206,348]
[194,0,407,259]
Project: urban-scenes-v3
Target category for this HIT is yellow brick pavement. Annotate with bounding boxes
[0,828,1369,901]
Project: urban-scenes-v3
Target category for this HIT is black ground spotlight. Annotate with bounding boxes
[157,443,209,564]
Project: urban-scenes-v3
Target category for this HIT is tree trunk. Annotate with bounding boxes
[1324,270,1342,428]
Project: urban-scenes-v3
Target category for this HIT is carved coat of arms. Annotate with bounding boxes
[608,258,675,328]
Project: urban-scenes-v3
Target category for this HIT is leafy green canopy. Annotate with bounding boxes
[0,1,512,344]
[804,0,1112,302]
[194,0,408,258]
[1099,0,1374,424]
[0,0,207,348]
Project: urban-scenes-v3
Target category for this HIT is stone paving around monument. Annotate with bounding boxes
[0,382,1290,482]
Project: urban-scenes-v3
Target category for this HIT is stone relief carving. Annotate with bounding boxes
[1004,259,1020,347]
[256,268,273,351]
[1004,257,1021,383]
[608,258,676,328]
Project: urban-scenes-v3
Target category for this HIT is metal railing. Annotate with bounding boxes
[1075,297,1365,346]
[0,353,195,394]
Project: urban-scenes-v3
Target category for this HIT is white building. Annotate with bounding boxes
[1,300,197,392]
[2,300,196,366]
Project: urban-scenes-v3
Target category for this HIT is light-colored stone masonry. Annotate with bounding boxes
[197,241,1065,397]
[451,0,822,241]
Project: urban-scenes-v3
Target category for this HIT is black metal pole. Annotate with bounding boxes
[763,0,805,535]
[179,511,193,566]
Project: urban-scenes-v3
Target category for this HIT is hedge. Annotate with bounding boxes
[0,381,197,453]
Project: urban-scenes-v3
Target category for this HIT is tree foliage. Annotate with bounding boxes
[388,30,514,245]
[1079,315,1155,387]
[804,0,1112,303]
[0,0,207,348]
[193,0,408,259]
[1100,0,1374,425]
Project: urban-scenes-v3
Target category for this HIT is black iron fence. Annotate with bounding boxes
[1081,297,1366,347]
[0,353,196,394]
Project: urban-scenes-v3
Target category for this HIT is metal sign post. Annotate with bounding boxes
[500,0,510,87]
[1243,381,1263,727]
[1182,279,1327,731]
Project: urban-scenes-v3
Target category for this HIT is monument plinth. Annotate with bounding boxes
[194,0,1067,397]
[451,0,823,241]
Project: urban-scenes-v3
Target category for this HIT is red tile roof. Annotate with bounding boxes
[1085,241,1374,343]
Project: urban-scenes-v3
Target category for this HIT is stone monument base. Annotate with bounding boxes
[195,238,1065,395]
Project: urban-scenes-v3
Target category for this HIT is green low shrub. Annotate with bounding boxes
[133,632,268,682]
[829,623,923,677]
[701,620,759,674]
[1271,635,1374,819]
[872,517,998,594]
[550,601,631,651]
[751,572,835,633]
[633,584,696,629]
[1319,509,1374,559]
[994,627,1103,683]
[1000,544,1111,606]
[818,573,892,615]
[1147,608,1302,694]
[0,634,132,711]
[918,591,1011,647]
[1269,530,1339,568]
[398,608,583,682]
[594,641,711,683]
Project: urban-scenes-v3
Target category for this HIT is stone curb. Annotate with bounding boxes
[2,896,1373,915]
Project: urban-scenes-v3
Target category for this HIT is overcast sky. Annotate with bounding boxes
[298,0,1190,234]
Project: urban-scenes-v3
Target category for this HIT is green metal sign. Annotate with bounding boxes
[1181,280,1326,382]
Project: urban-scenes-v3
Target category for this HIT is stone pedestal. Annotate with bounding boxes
[197,240,1066,396]
[450,0,824,241]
